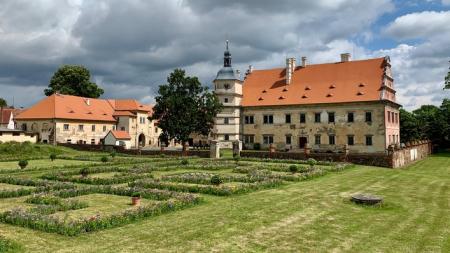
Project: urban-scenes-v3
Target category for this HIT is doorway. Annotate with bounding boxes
[299,137,308,148]
[138,133,146,147]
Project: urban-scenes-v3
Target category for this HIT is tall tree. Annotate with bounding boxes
[151,69,222,152]
[44,65,104,98]
[0,98,7,107]
[399,108,420,143]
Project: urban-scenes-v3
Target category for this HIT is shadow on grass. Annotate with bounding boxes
[430,151,450,158]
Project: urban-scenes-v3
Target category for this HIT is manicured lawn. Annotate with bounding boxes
[0,159,99,171]
[0,154,448,252]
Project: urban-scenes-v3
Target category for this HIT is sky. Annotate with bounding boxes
[0,0,449,110]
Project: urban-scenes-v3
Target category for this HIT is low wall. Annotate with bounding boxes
[241,141,432,168]
[57,143,210,158]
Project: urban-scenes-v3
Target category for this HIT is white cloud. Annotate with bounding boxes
[385,11,450,40]
[442,0,450,6]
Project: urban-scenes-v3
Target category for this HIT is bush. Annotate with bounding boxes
[289,165,298,173]
[50,153,57,161]
[180,159,189,165]
[307,158,317,168]
[18,160,28,169]
[101,156,108,163]
[80,168,89,177]
[131,192,141,198]
[253,143,261,150]
[233,155,240,163]
[210,175,223,185]
[110,151,116,158]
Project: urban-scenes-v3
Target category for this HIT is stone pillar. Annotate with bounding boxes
[232,140,242,157]
[304,143,311,155]
[182,143,189,156]
[210,140,220,159]
[269,144,275,158]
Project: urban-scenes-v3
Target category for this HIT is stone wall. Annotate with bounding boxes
[241,140,432,168]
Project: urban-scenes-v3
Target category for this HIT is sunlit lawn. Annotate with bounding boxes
[0,159,99,171]
[0,154,448,252]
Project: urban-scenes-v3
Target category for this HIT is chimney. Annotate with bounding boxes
[286,57,296,84]
[341,53,351,62]
[301,56,307,67]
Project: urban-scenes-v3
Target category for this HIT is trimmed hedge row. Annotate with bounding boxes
[130,178,283,196]
[26,194,88,215]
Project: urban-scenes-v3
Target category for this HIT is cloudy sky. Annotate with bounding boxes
[0,0,449,110]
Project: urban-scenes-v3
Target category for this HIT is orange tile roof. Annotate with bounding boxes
[242,57,389,107]
[113,99,152,112]
[16,94,116,122]
[110,130,131,140]
[113,111,136,117]
[1,108,25,124]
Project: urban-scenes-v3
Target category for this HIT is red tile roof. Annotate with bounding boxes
[1,108,25,124]
[242,57,389,107]
[15,94,154,122]
[110,130,131,140]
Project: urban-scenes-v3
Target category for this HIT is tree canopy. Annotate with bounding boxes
[400,99,450,149]
[0,98,7,107]
[151,69,222,150]
[44,65,104,98]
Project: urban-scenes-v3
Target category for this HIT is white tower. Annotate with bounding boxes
[212,40,242,148]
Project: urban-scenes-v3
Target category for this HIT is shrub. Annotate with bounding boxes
[233,155,240,163]
[110,151,116,158]
[289,165,298,173]
[180,159,189,165]
[101,156,108,163]
[80,168,89,177]
[131,192,141,198]
[50,153,57,161]
[18,160,28,169]
[253,143,261,150]
[307,158,317,168]
[210,175,223,185]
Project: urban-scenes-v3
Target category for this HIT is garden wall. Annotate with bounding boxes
[240,141,432,168]
[57,143,210,158]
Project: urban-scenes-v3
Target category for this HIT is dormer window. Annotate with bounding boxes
[305,86,311,90]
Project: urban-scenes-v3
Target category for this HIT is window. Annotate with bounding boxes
[224,98,229,103]
[315,135,321,145]
[244,115,254,124]
[91,139,95,145]
[244,135,254,144]
[21,124,27,131]
[112,126,116,130]
[263,135,274,144]
[285,135,291,145]
[78,125,84,131]
[63,124,69,131]
[347,135,354,145]
[395,113,398,123]
[387,111,391,123]
[366,135,373,146]
[300,113,306,123]
[347,112,354,123]
[224,117,229,125]
[121,127,125,131]
[329,135,335,145]
[224,83,230,90]
[314,113,321,123]
[263,115,273,124]
[365,112,372,122]
[103,126,107,132]
[91,125,95,132]
[154,127,158,133]
[328,112,335,123]
[67,139,71,143]
[224,134,229,141]
[285,114,291,124]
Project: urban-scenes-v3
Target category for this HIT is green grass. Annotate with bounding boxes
[0,154,448,252]
[0,159,99,171]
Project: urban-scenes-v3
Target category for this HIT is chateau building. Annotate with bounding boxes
[15,94,161,148]
[212,42,400,153]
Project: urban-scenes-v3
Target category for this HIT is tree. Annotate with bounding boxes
[445,61,450,89]
[399,108,420,143]
[0,98,7,107]
[151,69,222,153]
[44,65,104,98]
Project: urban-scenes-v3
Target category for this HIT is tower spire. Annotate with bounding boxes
[224,40,232,67]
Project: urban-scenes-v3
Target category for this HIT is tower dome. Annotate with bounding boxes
[215,40,239,81]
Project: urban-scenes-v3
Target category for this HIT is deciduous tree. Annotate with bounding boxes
[0,98,7,107]
[151,69,222,152]
[44,65,104,98]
